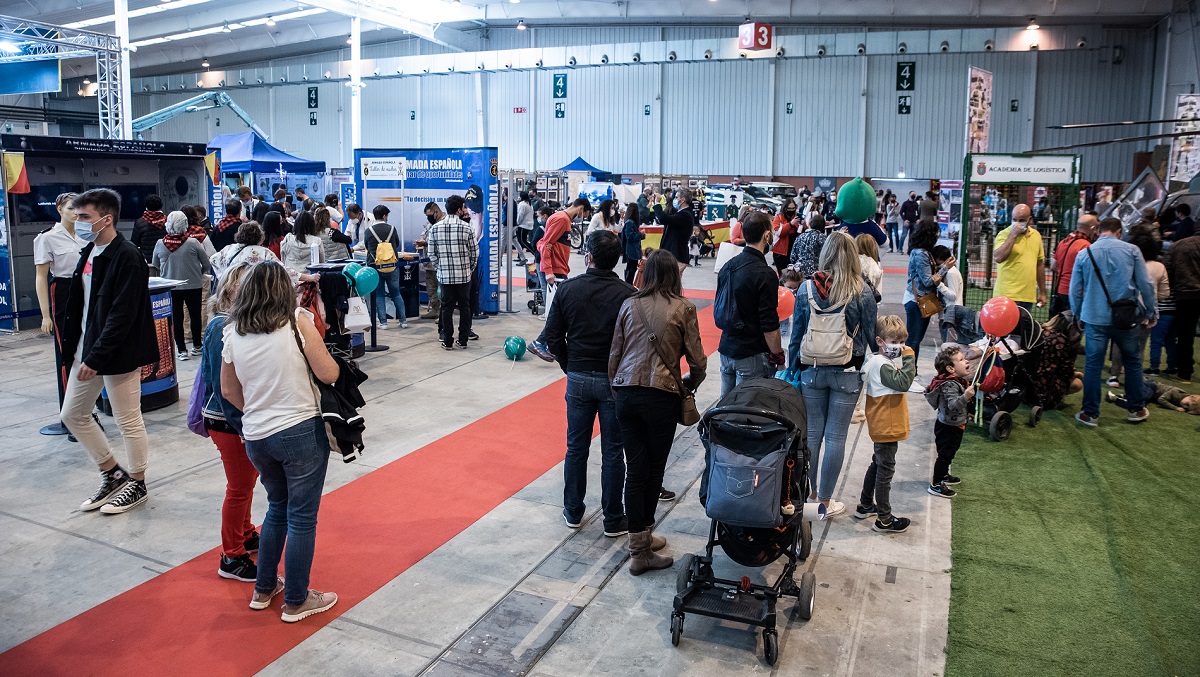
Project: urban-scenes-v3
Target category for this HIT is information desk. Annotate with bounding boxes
[99,278,183,414]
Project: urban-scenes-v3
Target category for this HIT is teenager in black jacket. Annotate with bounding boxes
[60,189,160,515]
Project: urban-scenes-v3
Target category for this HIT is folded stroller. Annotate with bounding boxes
[673,378,815,666]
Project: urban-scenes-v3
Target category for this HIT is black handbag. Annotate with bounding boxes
[1085,248,1139,330]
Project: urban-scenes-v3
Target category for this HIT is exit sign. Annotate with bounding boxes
[513,107,527,113]
[738,22,773,51]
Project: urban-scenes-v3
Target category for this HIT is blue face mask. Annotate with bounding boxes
[672,199,681,210]
[76,216,109,243]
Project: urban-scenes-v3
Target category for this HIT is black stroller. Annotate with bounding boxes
[968,307,1047,441]
[673,378,815,666]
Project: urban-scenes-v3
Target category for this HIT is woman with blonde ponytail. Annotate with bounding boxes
[783,232,878,518]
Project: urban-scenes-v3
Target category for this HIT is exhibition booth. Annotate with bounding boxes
[207,132,327,202]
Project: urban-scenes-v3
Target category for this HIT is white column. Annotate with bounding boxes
[350,16,362,151]
[114,0,133,139]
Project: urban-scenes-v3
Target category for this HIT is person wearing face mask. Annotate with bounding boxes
[770,198,801,276]
[60,189,160,515]
[419,202,445,319]
[586,198,620,237]
[426,195,479,349]
[34,192,85,437]
[342,203,373,246]
[652,189,695,274]
[993,203,1047,311]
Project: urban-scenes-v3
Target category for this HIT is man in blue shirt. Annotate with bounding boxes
[1069,217,1158,426]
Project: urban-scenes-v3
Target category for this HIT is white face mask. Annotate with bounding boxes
[882,342,904,359]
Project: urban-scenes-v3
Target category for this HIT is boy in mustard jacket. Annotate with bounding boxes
[853,316,917,533]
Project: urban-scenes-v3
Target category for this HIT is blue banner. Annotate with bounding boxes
[339,182,357,215]
[354,147,499,313]
[0,186,12,332]
[0,60,61,96]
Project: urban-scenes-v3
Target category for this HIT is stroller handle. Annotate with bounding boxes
[702,405,799,431]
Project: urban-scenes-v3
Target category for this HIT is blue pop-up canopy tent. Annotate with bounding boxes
[558,156,610,178]
[207,133,326,174]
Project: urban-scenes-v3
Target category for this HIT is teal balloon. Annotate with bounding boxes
[353,266,380,295]
[504,336,527,360]
[342,262,363,286]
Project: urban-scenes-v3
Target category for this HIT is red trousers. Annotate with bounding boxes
[209,429,259,557]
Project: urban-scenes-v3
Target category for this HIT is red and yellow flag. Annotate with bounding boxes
[3,152,30,194]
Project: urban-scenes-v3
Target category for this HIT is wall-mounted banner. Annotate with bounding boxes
[205,150,223,234]
[0,60,61,96]
[339,181,357,214]
[967,153,1079,185]
[355,148,500,313]
[1168,93,1200,184]
[965,66,992,154]
[0,183,11,331]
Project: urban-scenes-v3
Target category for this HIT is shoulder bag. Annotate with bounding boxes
[631,297,700,426]
[911,252,944,318]
[1085,248,1139,329]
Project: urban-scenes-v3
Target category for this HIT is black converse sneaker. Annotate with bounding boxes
[219,553,258,582]
[99,479,148,514]
[80,467,130,511]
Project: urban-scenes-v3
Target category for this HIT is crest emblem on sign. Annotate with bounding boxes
[977,162,987,176]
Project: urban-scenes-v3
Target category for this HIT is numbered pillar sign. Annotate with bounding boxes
[738,22,773,51]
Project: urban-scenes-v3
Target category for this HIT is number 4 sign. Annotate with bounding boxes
[738,22,773,51]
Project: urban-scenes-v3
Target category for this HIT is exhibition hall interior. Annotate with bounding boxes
[1,0,1198,674]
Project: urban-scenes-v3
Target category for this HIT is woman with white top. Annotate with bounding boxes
[220,260,340,623]
[323,193,343,227]
[280,210,324,276]
[586,199,620,236]
[33,192,84,435]
[151,211,211,359]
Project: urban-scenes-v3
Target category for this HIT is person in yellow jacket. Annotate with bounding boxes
[852,315,916,533]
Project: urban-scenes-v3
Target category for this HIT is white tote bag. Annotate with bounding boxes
[345,296,371,332]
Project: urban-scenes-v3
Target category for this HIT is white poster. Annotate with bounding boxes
[966,66,993,154]
[359,156,408,180]
[968,154,1078,185]
[1168,94,1200,184]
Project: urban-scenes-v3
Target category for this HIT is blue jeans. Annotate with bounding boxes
[904,301,933,364]
[801,367,863,501]
[1083,323,1145,418]
[719,351,772,398]
[371,267,405,326]
[886,223,900,251]
[899,222,911,252]
[564,371,626,530]
[1149,313,1176,371]
[244,416,330,606]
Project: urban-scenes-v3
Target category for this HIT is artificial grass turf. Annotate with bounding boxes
[945,382,1200,677]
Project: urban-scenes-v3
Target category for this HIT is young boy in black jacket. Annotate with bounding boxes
[923,346,976,499]
[60,189,160,515]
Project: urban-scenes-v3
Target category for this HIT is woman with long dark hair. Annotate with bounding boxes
[621,202,645,285]
[902,220,943,363]
[281,210,322,275]
[609,249,707,574]
[251,200,270,227]
[261,211,287,259]
[587,198,620,236]
[220,261,340,622]
[771,197,801,275]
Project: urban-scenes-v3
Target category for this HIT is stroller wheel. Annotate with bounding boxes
[670,613,683,647]
[797,571,816,620]
[676,554,696,594]
[763,629,779,666]
[1029,405,1043,427]
[990,411,1013,442]
[527,300,536,310]
[798,520,813,562]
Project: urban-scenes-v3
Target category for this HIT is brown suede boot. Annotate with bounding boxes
[629,530,673,575]
[650,532,667,551]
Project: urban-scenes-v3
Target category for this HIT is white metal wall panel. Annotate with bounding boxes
[419,73,479,149]
[530,64,660,173]
[662,27,737,41]
[270,82,345,166]
[484,70,533,169]
[528,27,660,49]
[660,60,771,175]
[774,56,864,177]
[360,78,421,149]
[1033,34,1155,182]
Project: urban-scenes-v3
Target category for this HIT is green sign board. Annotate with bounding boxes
[553,73,567,99]
[897,62,915,91]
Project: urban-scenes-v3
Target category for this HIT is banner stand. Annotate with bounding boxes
[498,169,519,314]
[364,284,389,353]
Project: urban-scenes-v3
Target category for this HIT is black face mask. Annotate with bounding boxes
[426,213,438,225]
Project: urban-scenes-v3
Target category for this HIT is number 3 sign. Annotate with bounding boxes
[738,22,773,51]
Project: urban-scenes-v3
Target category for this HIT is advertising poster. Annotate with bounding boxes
[1168,93,1200,184]
[0,184,12,332]
[205,150,223,225]
[143,289,178,394]
[938,179,964,240]
[966,66,993,154]
[339,182,357,215]
[355,148,499,314]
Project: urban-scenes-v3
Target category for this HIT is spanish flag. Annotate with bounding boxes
[204,151,221,186]
[3,152,30,194]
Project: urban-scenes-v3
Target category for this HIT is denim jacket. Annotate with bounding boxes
[785,280,878,375]
[200,313,244,433]
[906,248,939,302]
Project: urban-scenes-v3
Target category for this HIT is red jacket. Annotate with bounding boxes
[771,213,798,257]
[1053,231,1091,295]
[539,211,572,276]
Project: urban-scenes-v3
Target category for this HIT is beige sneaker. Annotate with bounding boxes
[280,590,338,623]
[249,577,284,610]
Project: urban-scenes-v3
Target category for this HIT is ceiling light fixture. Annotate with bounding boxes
[517,19,526,30]
[510,0,520,3]
[221,23,232,32]
[347,36,353,44]
[0,41,21,54]
[265,16,276,26]
[201,57,210,68]
[1026,17,1039,30]
[82,77,91,84]
[131,9,325,47]
[67,0,213,29]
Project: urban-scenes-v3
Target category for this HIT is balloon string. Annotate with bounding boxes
[510,356,517,372]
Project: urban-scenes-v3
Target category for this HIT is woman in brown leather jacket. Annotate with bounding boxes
[609,249,707,575]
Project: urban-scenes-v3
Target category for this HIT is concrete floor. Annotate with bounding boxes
[0,249,950,676]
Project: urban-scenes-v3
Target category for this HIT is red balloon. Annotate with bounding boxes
[980,296,1020,336]
[777,286,796,321]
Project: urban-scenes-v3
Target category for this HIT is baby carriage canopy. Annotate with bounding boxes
[704,377,808,434]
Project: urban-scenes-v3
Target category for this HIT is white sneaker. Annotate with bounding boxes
[176,350,190,361]
[378,322,391,330]
[819,500,845,519]
[189,346,203,356]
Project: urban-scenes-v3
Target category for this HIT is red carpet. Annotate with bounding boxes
[1,300,719,676]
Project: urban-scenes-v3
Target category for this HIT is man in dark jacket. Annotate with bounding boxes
[543,231,635,535]
[637,188,651,225]
[653,188,695,269]
[919,191,940,221]
[715,211,783,397]
[60,189,160,515]
[130,194,167,262]
[1167,231,1200,383]
[1165,202,1196,242]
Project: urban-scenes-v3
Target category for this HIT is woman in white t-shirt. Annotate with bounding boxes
[220,260,340,623]
[586,199,620,236]
[280,210,324,275]
[33,192,84,431]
